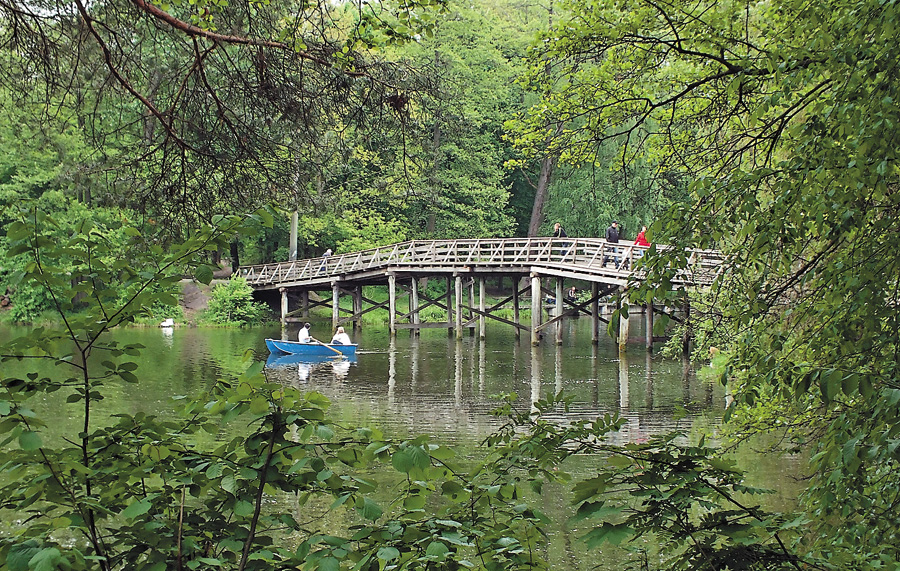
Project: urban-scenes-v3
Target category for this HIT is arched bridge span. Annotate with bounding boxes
[238,238,723,347]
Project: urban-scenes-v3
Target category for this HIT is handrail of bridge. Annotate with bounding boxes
[236,238,725,288]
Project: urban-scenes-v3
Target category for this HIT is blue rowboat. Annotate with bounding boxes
[265,338,358,357]
[265,351,358,368]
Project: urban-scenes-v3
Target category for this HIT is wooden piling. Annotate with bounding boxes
[513,277,521,340]
[388,274,397,336]
[555,278,564,345]
[410,278,420,336]
[332,282,340,329]
[479,277,486,340]
[531,274,541,346]
[455,275,463,340]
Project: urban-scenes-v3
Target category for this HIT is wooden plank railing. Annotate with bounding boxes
[237,238,725,288]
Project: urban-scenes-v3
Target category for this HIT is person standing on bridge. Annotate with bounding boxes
[553,222,570,257]
[319,248,332,274]
[604,221,620,266]
[553,222,567,239]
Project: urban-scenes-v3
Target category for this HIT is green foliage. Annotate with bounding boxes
[512,0,900,567]
[573,435,812,570]
[202,277,270,326]
[0,192,142,323]
[334,210,409,252]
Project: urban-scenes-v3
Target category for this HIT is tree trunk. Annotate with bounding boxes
[526,153,557,236]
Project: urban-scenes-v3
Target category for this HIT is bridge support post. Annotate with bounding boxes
[646,301,654,352]
[455,275,463,340]
[513,277,521,341]
[479,278,486,340]
[591,282,600,344]
[388,274,397,336]
[300,290,309,318]
[411,278,420,336]
[353,287,363,331]
[531,274,541,346]
[446,277,453,335]
[468,279,475,337]
[618,293,629,354]
[280,287,288,325]
[555,278,564,345]
[332,282,340,330]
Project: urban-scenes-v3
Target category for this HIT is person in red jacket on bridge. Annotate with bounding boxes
[635,225,650,247]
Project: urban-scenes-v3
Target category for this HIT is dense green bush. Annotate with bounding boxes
[202,277,270,325]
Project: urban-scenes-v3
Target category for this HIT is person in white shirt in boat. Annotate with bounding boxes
[298,322,312,343]
[330,326,352,345]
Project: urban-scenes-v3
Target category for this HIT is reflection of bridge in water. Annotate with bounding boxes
[239,238,723,348]
[264,336,722,447]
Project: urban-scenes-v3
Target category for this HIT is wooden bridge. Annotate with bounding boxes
[238,237,723,348]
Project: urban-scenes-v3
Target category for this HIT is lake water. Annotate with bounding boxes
[0,318,723,440]
[1,317,803,569]
[263,322,723,447]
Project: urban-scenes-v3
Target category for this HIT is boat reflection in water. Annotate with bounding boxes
[265,352,358,383]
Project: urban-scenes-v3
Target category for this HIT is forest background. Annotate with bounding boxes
[1,0,899,569]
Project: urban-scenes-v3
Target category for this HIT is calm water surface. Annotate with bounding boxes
[0,318,725,441]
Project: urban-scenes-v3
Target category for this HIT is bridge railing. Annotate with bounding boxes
[238,238,725,287]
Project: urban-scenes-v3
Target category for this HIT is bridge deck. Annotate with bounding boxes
[238,238,723,290]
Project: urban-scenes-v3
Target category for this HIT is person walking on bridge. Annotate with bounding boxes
[635,225,650,247]
[604,221,620,266]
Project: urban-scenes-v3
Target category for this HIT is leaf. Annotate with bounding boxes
[29,547,65,571]
[376,547,400,561]
[429,445,456,460]
[206,463,224,479]
[234,500,255,517]
[404,493,427,510]
[820,369,842,402]
[425,541,449,558]
[316,556,340,571]
[7,540,42,571]
[249,396,269,415]
[581,523,633,548]
[221,475,237,494]
[356,498,383,521]
[19,430,42,451]
[391,449,415,473]
[391,444,431,474]
[122,498,152,519]
[194,264,214,285]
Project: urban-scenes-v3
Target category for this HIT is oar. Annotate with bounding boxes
[310,337,346,359]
